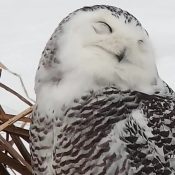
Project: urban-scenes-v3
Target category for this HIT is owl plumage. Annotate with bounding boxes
[30,5,175,175]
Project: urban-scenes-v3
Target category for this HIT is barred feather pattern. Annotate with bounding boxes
[30,86,175,175]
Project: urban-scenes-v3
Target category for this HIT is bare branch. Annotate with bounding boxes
[0,151,32,175]
[0,135,32,172]
[0,110,31,123]
[10,134,31,164]
[0,164,11,175]
[0,107,33,132]
[0,62,35,103]
[0,83,33,106]
[0,121,29,142]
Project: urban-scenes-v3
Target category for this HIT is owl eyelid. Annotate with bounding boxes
[138,40,144,44]
[97,21,113,33]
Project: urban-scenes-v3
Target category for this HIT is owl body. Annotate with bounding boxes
[30,5,175,175]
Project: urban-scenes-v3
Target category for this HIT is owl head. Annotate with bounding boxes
[36,5,159,96]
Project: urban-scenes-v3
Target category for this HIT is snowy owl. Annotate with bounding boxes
[30,5,175,175]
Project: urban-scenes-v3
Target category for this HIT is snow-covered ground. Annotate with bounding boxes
[1,0,175,113]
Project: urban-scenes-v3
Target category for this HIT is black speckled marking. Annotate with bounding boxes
[59,5,142,29]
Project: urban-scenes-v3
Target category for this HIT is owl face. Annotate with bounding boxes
[42,6,159,94]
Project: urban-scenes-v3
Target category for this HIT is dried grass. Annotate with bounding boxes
[0,63,34,175]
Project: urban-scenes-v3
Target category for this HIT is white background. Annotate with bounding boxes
[1,0,175,112]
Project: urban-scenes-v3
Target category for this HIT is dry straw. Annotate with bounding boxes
[0,62,34,175]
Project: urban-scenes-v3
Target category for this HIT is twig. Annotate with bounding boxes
[0,151,32,175]
[0,83,33,106]
[0,112,31,123]
[0,105,5,114]
[0,135,32,172]
[0,62,7,70]
[9,168,16,175]
[10,135,31,164]
[0,62,35,103]
[0,62,33,174]
[0,164,11,175]
[0,121,30,142]
[0,107,33,132]
[0,105,31,123]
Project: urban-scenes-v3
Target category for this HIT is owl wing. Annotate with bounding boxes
[34,27,62,94]
[52,87,175,175]
[30,28,62,175]
[30,104,55,175]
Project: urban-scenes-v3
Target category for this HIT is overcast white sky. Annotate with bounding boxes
[1,0,175,113]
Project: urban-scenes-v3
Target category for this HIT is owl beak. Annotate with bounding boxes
[115,48,126,62]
